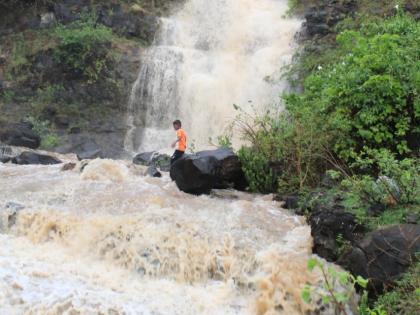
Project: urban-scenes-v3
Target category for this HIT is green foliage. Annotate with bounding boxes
[25,116,60,149]
[302,257,368,315]
[236,106,329,193]
[238,146,277,193]
[3,90,15,104]
[284,13,420,169]
[360,262,420,315]
[3,33,31,82]
[54,16,114,82]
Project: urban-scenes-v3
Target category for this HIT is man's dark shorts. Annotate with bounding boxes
[171,150,184,165]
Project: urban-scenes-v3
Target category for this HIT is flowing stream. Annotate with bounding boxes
[0,1,340,314]
[124,0,301,153]
[0,159,330,315]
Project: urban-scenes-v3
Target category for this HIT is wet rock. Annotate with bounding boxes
[55,136,102,160]
[12,151,62,165]
[61,162,76,171]
[133,152,156,166]
[146,165,162,178]
[0,145,14,163]
[310,210,362,262]
[133,151,170,171]
[97,4,158,42]
[340,224,420,295]
[0,122,40,149]
[170,148,247,195]
[1,202,25,229]
[405,213,419,224]
[302,0,356,38]
[275,193,299,210]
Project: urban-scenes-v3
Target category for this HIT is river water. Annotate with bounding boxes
[0,159,327,315]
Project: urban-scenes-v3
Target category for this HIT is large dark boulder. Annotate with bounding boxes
[170,148,247,195]
[0,122,40,149]
[310,210,363,261]
[12,151,61,165]
[340,224,420,296]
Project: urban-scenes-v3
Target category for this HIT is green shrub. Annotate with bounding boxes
[25,116,60,150]
[54,17,114,83]
[302,257,368,315]
[284,13,420,170]
[236,106,330,193]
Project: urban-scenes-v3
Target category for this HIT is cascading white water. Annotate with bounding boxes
[124,0,301,153]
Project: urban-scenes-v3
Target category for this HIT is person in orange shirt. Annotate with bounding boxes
[170,119,187,165]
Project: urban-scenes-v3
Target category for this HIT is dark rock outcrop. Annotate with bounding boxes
[0,122,40,149]
[170,148,247,195]
[302,0,356,38]
[275,193,300,210]
[11,151,61,165]
[340,224,420,295]
[310,210,363,261]
[133,151,171,172]
[61,162,76,171]
[55,136,102,160]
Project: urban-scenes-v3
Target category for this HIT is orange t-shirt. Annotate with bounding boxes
[176,129,187,152]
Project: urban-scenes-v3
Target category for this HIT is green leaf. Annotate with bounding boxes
[356,275,369,288]
[321,296,331,304]
[301,286,312,303]
[307,258,318,272]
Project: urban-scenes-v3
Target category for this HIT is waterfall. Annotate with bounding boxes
[124,0,301,153]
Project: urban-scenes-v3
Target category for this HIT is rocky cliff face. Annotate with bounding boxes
[0,0,181,158]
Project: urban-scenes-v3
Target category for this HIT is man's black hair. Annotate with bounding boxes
[173,120,182,126]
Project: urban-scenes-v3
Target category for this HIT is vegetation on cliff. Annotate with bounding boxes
[0,0,180,156]
[235,5,419,315]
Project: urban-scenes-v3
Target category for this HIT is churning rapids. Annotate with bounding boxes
[0,1,339,314]
[0,158,332,315]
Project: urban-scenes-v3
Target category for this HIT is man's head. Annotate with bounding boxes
[173,119,182,130]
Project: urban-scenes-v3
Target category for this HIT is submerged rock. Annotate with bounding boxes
[0,122,40,149]
[340,224,420,295]
[170,148,247,195]
[1,201,25,230]
[11,151,62,165]
[146,165,162,178]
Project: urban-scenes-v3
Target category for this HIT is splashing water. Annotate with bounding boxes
[124,0,301,153]
[0,159,336,314]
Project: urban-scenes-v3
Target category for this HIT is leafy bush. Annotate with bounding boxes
[54,17,114,82]
[284,13,420,169]
[25,116,60,149]
[302,257,368,315]
[236,105,331,193]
